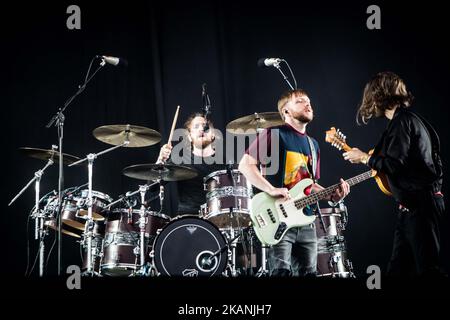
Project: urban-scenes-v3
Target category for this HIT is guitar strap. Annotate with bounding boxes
[307,135,325,231]
[306,135,317,182]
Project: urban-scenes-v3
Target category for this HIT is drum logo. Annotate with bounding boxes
[186,225,198,234]
[182,269,199,277]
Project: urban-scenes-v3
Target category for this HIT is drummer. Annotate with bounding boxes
[157,113,223,215]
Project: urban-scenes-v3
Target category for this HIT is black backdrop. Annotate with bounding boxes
[2,0,449,280]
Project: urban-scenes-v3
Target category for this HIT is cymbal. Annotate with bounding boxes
[93,124,161,147]
[122,163,198,182]
[20,147,80,165]
[226,112,283,134]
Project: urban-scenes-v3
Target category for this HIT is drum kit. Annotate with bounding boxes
[10,111,354,278]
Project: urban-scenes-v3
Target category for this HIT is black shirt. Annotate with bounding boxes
[368,107,442,207]
[170,152,224,215]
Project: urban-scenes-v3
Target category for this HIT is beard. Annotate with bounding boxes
[295,113,313,123]
[192,135,214,149]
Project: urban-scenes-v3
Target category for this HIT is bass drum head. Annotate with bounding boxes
[153,216,228,277]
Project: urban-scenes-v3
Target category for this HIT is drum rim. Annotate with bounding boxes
[79,189,113,203]
[318,208,345,214]
[153,216,227,276]
[203,169,243,183]
[110,208,170,220]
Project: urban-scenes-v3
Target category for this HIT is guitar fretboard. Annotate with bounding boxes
[294,170,373,209]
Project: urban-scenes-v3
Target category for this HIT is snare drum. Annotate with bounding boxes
[100,208,169,276]
[202,170,253,229]
[152,216,228,277]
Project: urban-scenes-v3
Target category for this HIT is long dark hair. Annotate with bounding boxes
[357,72,414,124]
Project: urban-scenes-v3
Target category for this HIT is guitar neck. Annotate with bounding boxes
[342,144,352,152]
[294,170,373,208]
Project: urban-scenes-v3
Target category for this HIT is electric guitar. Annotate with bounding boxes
[250,170,376,246]
[325,127,392,196]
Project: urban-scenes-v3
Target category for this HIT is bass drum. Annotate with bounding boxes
[152,216,228,277]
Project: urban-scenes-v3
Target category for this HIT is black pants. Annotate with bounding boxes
[387,191,445,276]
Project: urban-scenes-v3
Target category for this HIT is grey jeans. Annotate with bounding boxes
[268,224,317,277]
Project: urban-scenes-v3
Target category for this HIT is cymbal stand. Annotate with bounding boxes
[69,139,129,276]
[9,148,55,276]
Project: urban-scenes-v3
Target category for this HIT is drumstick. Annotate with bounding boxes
[167,105,180,147]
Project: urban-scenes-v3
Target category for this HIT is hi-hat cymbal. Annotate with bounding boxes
[226,112,283,134]
[122,163,198,182]
[20,147,81,165]
[93,124,161,147]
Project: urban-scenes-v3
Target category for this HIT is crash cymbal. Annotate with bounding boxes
[226,112,283,134]
[93,124,161,147]
[20,147,81,165]
[122,163,198,182]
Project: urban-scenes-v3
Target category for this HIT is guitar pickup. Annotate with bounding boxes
[279,204,288,218]
[267,209,276,223]
[274,222,287,240]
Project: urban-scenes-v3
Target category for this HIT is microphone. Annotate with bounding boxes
[100,55,128,67]
[257,57,282,67]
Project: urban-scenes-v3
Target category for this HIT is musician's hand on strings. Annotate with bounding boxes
[267,187,291,201]
[330,178,350,202]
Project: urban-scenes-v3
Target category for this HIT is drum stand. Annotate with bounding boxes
[135,184,151,276]
[222,225,239,277]
[9,148,55,276]
[69,138,130,276]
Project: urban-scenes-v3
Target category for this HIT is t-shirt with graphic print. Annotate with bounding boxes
[245,123,320,214]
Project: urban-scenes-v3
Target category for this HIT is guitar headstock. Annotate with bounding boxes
[325,127,349,151]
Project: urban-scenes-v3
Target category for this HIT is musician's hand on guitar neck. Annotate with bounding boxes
[267,187,291,201]
[343,148,370,165]
[330,178,350,202]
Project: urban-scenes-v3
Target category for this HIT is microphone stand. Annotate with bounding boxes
[45,56,107,275]
[272,59,297,90]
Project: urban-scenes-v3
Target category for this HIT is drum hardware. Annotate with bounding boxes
[136,184,152,276]
[315,202,355,278]
[80,220,105,275]
[9,145,58,276]
[69,131,132,276]
[105,181,160,210]
[225,163,249,277]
